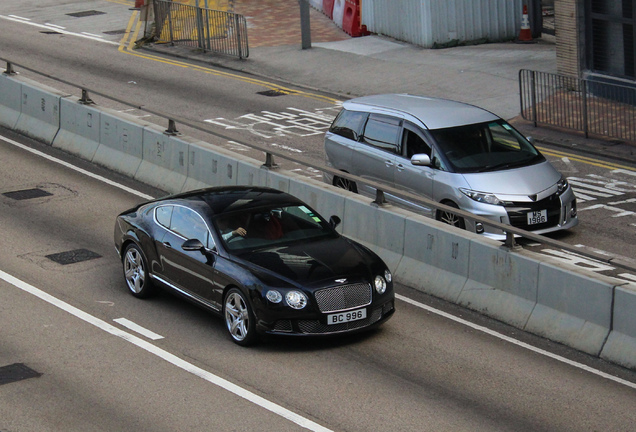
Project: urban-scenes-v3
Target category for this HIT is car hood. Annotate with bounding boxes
[461,161,561,200]
[238,236,377,288]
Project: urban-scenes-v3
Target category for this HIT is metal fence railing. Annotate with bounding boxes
[519,69,636,143]
[153,0,248,59]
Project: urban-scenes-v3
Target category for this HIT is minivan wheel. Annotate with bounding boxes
[334,176,358,193]
[436,202,466,229]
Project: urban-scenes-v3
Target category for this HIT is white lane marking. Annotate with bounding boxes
[0,134,154,200]
[82,32,104,38]
[0,14,119,45]
[9,15,31,20]
[396,294,636,390]
[0,270,333,432]
[45,23,66,29]
[114,317,164,340]
[4,131,635,391]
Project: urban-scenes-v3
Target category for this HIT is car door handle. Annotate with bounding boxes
[385,160,394,167]
[396,163,405,171]
[163,242,172,249]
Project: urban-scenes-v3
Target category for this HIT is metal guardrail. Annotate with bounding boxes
[2,58,636,274]
[519,69,636,143]
[153,0,248,59]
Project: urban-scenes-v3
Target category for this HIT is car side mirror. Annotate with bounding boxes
[329,215,341,229]
[411,154,431,166]
[182,238,205,252]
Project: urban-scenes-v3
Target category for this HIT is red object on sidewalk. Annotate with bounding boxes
[342,0,368,37]
[323,0,335,20]
[134,0,145,8]
[518,5,532,42]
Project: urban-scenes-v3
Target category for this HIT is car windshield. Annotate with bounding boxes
[213,204,337,253]
[429,120,545,173]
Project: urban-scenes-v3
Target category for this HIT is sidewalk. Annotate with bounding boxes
[143,0,636,163]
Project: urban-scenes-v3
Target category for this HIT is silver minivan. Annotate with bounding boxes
[324,94,578,238]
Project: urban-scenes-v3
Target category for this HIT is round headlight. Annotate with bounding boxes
[374,276,387,294]
[285,291,308,309]
[266,290,283,303]
[384,269,392,283]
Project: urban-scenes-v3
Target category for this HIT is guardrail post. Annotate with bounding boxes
[4,61,16,75]
[235,14,244,59]
[372,189,387,206]
[263,152,278,169]
[582,79,589,139]
[164,119,180,135]
[79,89,95,105]
[530,70,538,127]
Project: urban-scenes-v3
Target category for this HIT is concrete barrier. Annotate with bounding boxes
[92,108,148,178]
[459,241,540,329]
[135,125,191,193]
[601,284,636,369]
[526,262,616,355]
[2,77,636,371]
[53,97,101,160]
[14,78,68,144]
[0,73,22,129]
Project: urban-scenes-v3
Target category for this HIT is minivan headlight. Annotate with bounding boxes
[557,176,569,195]
[459,188,506,206]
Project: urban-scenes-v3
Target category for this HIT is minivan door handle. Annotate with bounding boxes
[385,159,394,167]
[396,163,406,171]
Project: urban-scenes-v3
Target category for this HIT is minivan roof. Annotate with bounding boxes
[342,94,500,130]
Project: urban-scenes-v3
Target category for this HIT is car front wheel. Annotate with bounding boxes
[123,243,154,298]
[224,288,257,346]
[436,202,466,229]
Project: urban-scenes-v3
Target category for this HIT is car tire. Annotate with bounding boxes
[436,202,466,229]
[122,243,154,298]
[223,288,257,346]
[334,175,358,193]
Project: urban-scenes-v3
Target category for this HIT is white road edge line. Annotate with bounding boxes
[0,270,333,432]
[396,294,636,390]
[0,14,119,45]
[3,134,635,391]
[113,317,164,340]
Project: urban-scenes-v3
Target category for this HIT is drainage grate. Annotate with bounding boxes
[3,188,53,201]
[66,10,106,18]
[40,31,62,35]
[0,363,41,386]
[257,89,289,97]
[45,249,102,265]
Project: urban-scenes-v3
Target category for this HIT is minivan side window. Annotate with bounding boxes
[329,109,368,141]
[401,123,431,158]
[361,114,401,153]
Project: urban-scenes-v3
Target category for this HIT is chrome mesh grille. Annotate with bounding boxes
[314,283,372,313]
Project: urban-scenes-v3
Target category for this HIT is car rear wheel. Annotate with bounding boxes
[123,244,154,298]
[334,175,358,193]
[224,288,257,346]
[436,202,466,229]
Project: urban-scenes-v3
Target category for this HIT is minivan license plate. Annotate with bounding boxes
[327,308,367,325]
[527,209,548,225]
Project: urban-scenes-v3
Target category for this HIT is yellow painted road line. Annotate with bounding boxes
[538,146,636,171]
[117,12,340,104]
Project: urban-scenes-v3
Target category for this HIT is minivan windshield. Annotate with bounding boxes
[429,120,545,173]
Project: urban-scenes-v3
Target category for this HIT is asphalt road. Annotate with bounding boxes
[1,129,635,431]
[1,2,636,430]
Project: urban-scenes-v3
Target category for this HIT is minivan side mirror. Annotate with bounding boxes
[410,154,431,167]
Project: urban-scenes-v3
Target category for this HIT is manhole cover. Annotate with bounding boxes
[66,10,106,18]
[0,363,41,386]
[45,249,102,265]
[257,89,289,97]
[3,188,53,201]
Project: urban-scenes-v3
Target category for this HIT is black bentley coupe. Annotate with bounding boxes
[114,186,395,345]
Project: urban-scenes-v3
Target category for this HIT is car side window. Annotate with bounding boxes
[401,123,431,158]
[361,114,401,153]
[329,109,368,141]
[155,205,173,229]
[170,206,211,247]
